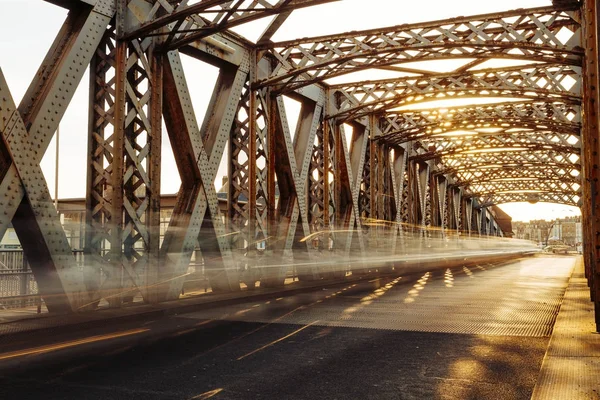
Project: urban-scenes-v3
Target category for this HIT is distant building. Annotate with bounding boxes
[512,216,582,246]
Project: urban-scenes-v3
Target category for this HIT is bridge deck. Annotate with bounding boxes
[0,255,593,399]
[532,257,600,399]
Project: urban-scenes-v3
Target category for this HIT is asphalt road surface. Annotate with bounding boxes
[0,255,575,400]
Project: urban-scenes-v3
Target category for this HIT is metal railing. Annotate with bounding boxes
[0,250,40,309]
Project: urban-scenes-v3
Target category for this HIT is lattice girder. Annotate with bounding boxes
[438,148,580,167]
[451,166,580,186]
[0,71,88,312]
[333,122,368,256]
[475,191,580,207]
[0,1,116,312]
[410,130,580,162]
[123,0,339,50]
[468,179,580,194]
[332,64,581,122]
[379,101,581,144]
[160,50,249,298]
[85,23,119,300]
[266,92,325,283]
[382,120,581,145]
[256,6,582,92]
[436,161,580,176]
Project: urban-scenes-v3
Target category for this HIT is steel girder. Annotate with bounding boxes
[122,0,340,49]
[378,101,583,207]
[476,191,580,207]
[395,128,581,152]
[440,146,579,168]
[256,6,582,92]
[380,102,581,145]
[410,132,580,161]
[84,0,165,306]
[160,50,249,298]
[331,64,581,122]
[435,161,580,178]
[580,0,600,328]
[452,167,580,186]
[0,72,89,313]
[0,0,115,312]
[469,186,580,202]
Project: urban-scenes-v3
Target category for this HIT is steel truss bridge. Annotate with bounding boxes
[0,0,598,328]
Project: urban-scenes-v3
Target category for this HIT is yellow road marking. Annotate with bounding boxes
[0,328,148,361]
[188,388,224,399]
[237,321,318,361]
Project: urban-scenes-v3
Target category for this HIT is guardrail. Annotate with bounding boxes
[0,250,38,310]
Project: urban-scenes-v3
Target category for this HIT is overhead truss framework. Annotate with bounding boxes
[4,0,600,328]
[121,0,340,49]
[380,101,581,143]
[331,64,582,122]
[256,5,582,92]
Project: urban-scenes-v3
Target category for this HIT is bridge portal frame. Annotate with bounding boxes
[0,0,595,329]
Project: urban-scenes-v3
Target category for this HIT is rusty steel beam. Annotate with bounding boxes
[123,0,339,50]
[331,64,582,122]
[475,191,581,207]
[380,101,581,143]
[0,71,87,313]
[581,0,600,329]
[0,1,115,312]
[160,50,249,298]
[409,135,579,162]
[256,6,582,91]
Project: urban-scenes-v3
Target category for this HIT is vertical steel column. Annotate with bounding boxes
[406,160,418,231]
[582,0,600,328]
[308,110,329,243]
[229,79,253,285]
[376,143,386,222]
[247,51,259,264]
[104,0,163,304]
[382,145,394,223]
[392,145,408,234]
[453,188,462,234]
[146,41,163,304]
[480,208,488,236]
[85,23,123,306]
[333,123,348,238]
[230,53,270,287]
[416,162,430,233]
[228,81,251,252]
[360,134,372,221]
[465,199,473,236]
[437,177,448,235]
[323,115,333,240]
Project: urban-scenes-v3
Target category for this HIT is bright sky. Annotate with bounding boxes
[0,0,581,223]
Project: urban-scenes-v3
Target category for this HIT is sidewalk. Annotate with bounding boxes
[531,256,600,399]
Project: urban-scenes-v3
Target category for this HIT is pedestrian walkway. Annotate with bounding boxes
[531,256,600,400]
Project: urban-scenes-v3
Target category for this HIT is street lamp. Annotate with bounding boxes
[544,220,558,246]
